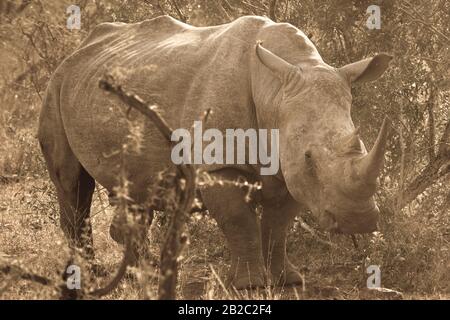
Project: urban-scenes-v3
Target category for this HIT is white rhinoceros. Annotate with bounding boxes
[38,15,391,289]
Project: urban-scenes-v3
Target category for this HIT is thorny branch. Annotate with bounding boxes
[0,71,262,299]
[99,72,198,300]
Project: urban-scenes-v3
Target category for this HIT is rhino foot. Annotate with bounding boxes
[271,260,303,287]
[226,263,267,290]
[229,273,266,290]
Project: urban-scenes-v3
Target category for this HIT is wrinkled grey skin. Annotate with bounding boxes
[38,15,392,289]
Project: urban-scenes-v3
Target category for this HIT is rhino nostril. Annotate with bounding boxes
[324,210,339,231]
[305,150,317,174]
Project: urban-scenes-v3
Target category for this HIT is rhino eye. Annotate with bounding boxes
[304,150,316,172]
[305,150,313,160]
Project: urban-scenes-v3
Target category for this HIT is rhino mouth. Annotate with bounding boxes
[324,210,341,233]
[323,206,379,234]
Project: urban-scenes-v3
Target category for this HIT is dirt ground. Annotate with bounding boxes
[1,176,448,300]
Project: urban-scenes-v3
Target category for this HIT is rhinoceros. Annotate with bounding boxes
[38,15,391,289]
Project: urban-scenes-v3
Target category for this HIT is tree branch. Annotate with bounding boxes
[99,72,198,300]
[427,86,436,161]
[0,264,52,286]
[399,118,450,208]
[268,0,278,21]
[399,2,450,44]
[170,0,187,22]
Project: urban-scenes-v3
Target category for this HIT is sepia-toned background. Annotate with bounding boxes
[0,0,448,299]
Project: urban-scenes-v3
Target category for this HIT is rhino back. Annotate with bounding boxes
[52,15,269,200]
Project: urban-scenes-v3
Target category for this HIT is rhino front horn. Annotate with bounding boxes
[358,117,390,184]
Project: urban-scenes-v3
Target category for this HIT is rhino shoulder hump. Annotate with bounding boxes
[138,14,188,30]
[231,15,272,30]
[81,21,127,46]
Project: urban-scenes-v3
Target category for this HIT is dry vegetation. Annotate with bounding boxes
[0,0,449,299]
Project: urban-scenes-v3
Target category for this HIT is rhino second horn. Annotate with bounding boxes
[357,117,389,184]
[256,42,295,81]
[342,127,362,153]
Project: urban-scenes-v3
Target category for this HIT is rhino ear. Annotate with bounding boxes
[339,54,392,83]
[256,42,296,82]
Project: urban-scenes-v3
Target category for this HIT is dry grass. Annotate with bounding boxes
[0,2,448,299]
[0,87,448,300]
[0,169,448,299]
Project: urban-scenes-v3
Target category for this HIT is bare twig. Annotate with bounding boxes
[0,263,52,286]
[99,72,198,300]
[398,2,450,44]
[427,86,436,161]
[89,238,133,297]
[268,0,278,21]
[297,216,337,248]
[170,0,187,22]
[214,0,233,21]
[99,74,173,141]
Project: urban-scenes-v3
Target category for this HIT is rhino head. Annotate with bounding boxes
[256,43,392,234]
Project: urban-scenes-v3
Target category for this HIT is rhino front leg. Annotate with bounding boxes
[200,169,266,289]
[261,197,303,286]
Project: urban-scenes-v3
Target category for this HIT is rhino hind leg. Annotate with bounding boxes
[109,205,154,266]
[38,103,96,263]
[59,165,96,260]
[200,169,267,289]
[261,198,303,287]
